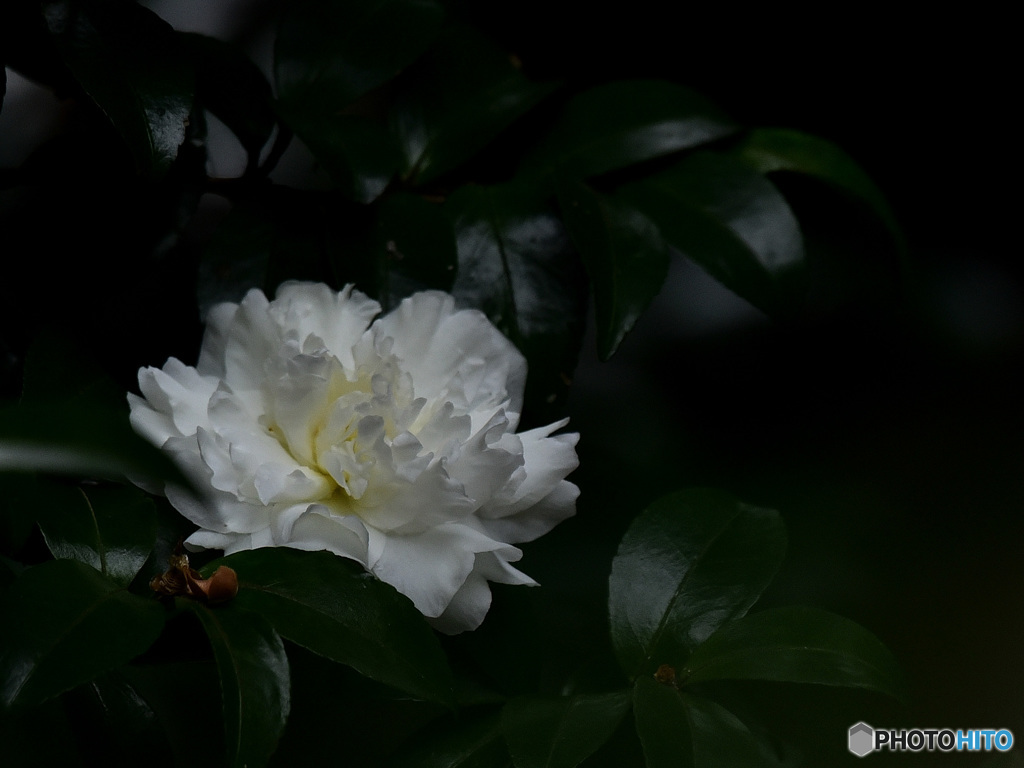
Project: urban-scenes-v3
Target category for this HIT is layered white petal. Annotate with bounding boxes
[128,282,578,634]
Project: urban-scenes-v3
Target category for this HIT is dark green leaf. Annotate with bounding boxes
[197,187,363,316]
[275,109,401,203]
[0,559,164,710]
[192,603,290,768]
[372,191,458,308]
[632,675,766,768]
[446,181,587,416]
[42,0,193,178]
[36,484,156,587]
[275,0,444,111]
[389,711,510,768]
[555,179,668,360]
[619,152,805,315]
[180,32,276,162]
[61,670,173,768]
[273,0,443,200]
[524,80,737,180]
[501,691,631,768]
[390,23,558,185]
[121,660,224,768]
[0,400,188,488]
[608,489,786,678]
[682,606,906,700]
[732,127,902,246]
[203,548,455,706]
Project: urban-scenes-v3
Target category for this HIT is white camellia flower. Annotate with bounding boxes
[128,282,579,633]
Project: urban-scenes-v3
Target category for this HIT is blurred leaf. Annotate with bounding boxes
[524,80,737,180]
[275,0,444,111]
[271,643,447,767]
[632,675,767,768]
[192,603,290,768]
[608,489,786,678]
[683,606,906,700]
[180,32,276,163]
[197,187,364,317]
[203,548,455,706]
[42,0,193,178]
[733,127,902,247]
[619,151,805,315]
[555,179,668,360]
[197,199,274,317]
[36,484,156,587]
[388,711,510,768]
[0,400,188,488]
[446,182,587,417]
[391,23,558,185]
[501,691,631,768]
[273,0,443,201]
[0,559,164,711]
[61,670,173,768]
[121,660,224,768]
[275,109,402,203]
[372,191,458,309]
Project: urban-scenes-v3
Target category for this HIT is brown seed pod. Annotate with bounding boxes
[654,663,678,688]
[149,547,238,605]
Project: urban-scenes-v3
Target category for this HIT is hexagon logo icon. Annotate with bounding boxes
[849,722,875,757]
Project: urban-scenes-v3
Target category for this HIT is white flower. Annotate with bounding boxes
[128,282,579,633]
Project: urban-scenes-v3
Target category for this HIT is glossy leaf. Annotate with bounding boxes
[36,484,156,587]
[372,191,458,309]
[619,152,805,315]
[733,127,902,245]
[203,548,455,706]
[42,1,193,178]
[391,23,558,185]
[682,606,906,700]
[501,691,631,768]
[192,603,290,768]
[632,676,766,768]
[275,0,444,111]
[608,489,786,678]
[555,179,668,360]
[446,182,587,416]
[0,400,186,487]
[524,80,737,179]
[180,32,276,163]
[389,711,510,768]
[0,559,165,710]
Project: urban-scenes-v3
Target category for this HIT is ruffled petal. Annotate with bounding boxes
[481,419,579,517]
[374,291,527,423]
[270,282,380,369]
